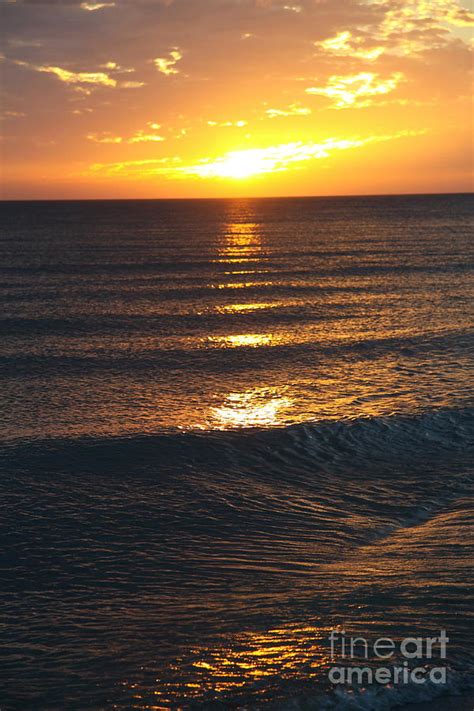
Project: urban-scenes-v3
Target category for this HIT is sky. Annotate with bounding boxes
[1,0,473,199]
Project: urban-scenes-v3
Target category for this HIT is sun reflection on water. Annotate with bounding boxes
[211,280,274,289]
[210,218,281,313]
[211,386,292,428]
[223,269,269,275]
[217,221,265,262]
[215,301,283,313]
[126,624,331,709]
[206,333,274,348]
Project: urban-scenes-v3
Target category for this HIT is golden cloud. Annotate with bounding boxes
[207,120,248,128]
[129,132,166,143]
[153,48,182,76]
[87,123,165,144]
[80,2,115,10]
[316,31,384,60]
[87,130,425,180]
[306,72,405,109]
[265,104,312,118]
[358,0,473,56]
[86,132,123,144]
[11,59,145,90]
[39,65,117,87]
[88,157,181,176]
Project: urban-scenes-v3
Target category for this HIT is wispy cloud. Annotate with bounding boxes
[306,72,405,109]
[88,157,181,176]
[87,123,165,144]
[207,120,247,128]
[1,110,26,120]
[80,2,115,11]
[312,0,473,72]
[86,132,123,144]
[87,131,425,180]
[99,61,134,73]
[153,48,182,76]
[129,131,165,143]
[343,0,474,59]
[180,137,379,178]
[265,104,311,118]
[315,31,384,61]
[11,59,144,90]
[39,65,117,87]
[393,0,474,30]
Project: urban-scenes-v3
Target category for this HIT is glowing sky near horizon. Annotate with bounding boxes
[1,0,473,198]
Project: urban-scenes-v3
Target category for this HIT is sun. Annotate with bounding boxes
[187,148,279,179]
[178,139,372,181]
[212,153,268,179]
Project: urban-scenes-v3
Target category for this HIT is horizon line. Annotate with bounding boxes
[1,190,473,203]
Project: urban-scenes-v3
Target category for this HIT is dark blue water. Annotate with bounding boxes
[0,194,473,709]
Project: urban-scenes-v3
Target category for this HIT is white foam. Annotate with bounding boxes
[277,668,473,710]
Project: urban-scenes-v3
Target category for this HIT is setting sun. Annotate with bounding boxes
[196,151,268,180]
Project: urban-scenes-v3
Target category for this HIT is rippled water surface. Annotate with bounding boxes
[0,195,473,709]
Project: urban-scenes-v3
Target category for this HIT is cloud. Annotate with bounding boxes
[88,157,181,176]
[1,110,27,123]
[39,65,117,87]
[353,0,473,57]
[207,120,247,127]
[88,130,425,180]
[265,104,311,118]
[313,0,473,67]
[306,72,405,109]
[181,138,372,178]
[86,132,123,143]
[117,79,145,88]
[153,48,182,75]
[80,2,115,10]
[180,130,426,178]
[99,61,134,73]
[9,59,145,91]
[129,131,165,143]
[315,31,384,61]
[87,123,165,144]
[7,38,42,48]
[405,0,474,28]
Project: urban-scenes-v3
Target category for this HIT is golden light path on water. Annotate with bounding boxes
[124,624,332,709]
[212,281,274,290]
[207,219,296,429]
[215,302,283,313]
[199,216,401,430]
[112,204,461,437]
[207,333,274,347]
[217,222,263,256]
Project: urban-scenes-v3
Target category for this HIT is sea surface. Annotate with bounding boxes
[0,194,473,710]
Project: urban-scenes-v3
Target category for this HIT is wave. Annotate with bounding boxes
[3,407,472,573]
[274,668,474,711]
[3,406,473,474]
[1,260,472,278]
[0,330,472,378]
[0,307,360,336]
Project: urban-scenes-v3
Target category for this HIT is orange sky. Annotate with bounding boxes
[1,0,473,199]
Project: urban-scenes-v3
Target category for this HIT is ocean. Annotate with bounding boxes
[0,194,472,710]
